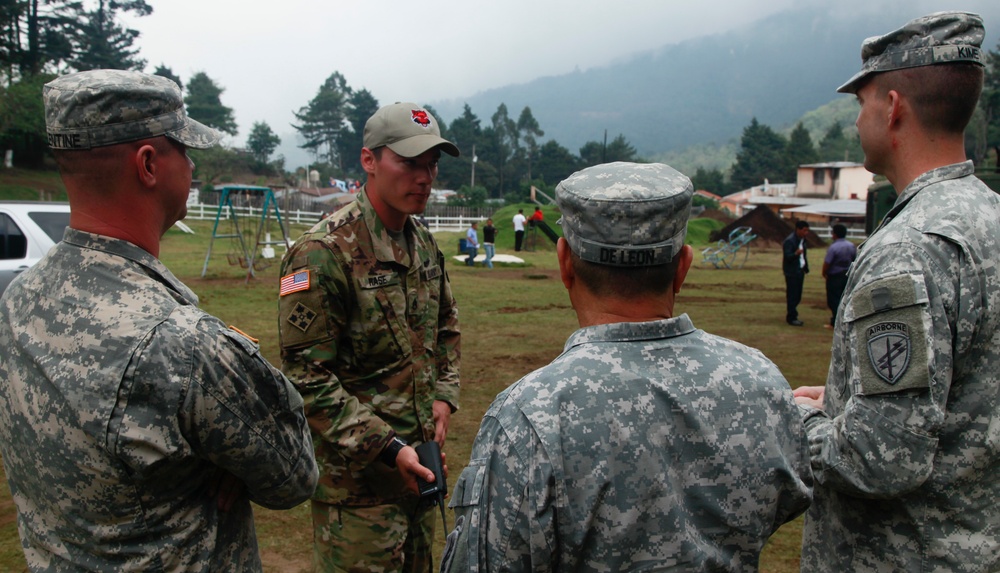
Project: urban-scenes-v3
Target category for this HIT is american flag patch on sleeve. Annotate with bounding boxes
[279,270,311,296]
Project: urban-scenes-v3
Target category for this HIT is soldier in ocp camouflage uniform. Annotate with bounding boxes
[0,70,318,572]
[278,102,461,572]
[793,12,1000,572]
[441,162,812,572]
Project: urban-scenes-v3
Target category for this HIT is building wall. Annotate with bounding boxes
[796,166,874,200]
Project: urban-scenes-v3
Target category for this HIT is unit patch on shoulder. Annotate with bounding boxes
[854,304,929,396]
[287,302,318,333]
[866,322,910,384]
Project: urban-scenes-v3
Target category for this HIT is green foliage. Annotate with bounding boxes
[246,121,280,164]
[68,0,151,72]
[979,39,1000,170]
[184,72,238,136]
[691,194,719,210]
[292,72,349,166]
[338,88,379,176]
[817,121,863,163]
[786,122,818,170]
[517,106,544,180]
[189,146,258,186]
[534,140,579,186]
[731,118,790,190]
[685,217,726,245]
[579,133,639,167]
[438,104,482,191]
[152,64,183,89]
[0,73,55,168]
[690,167,728,195]
[489,103,518,196]
[448,185,489,207]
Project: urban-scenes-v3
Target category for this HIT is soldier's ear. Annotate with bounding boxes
[673,245,694,294]
[134,143,158,189]
[557,238,574,291]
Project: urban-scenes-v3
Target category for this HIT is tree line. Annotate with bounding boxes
[3,2,1000,201]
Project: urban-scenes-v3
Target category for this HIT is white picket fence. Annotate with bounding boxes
[182,203,485,232]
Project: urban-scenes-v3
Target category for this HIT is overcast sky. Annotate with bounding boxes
[125,0,997,165]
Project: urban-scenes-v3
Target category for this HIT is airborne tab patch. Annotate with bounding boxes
[867,322,910,384]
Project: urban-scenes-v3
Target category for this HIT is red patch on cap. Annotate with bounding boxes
[411,110,431,127]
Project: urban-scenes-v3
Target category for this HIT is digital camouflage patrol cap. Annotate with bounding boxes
[363,102,460,158]
[44,69,219,150]
[838,11,986,94]
[556,162,693,267]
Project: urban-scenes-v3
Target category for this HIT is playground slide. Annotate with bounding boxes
[534,220,560,244]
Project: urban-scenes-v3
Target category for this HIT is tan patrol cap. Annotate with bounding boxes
[363,102,459,158]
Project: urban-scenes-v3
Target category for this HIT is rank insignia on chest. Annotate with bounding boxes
[421,265,441,281]
[866,322,910,384]
[280,270,311,296]
[287,302,318,333]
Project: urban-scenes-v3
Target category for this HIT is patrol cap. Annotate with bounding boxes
[363,102,460,158]
[43,69,219,150]
[838,11,986,94]
[556,162,693,267]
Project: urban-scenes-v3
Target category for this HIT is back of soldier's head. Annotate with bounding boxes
[839,11,986,135]
[555,162,693,298]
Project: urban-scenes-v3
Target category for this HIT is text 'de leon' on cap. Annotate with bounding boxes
[555,161,693,267]
[43,69,219,150]
[837,10,986,94]
[363,102,460,158]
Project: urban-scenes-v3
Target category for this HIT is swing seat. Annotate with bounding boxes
[227,253,240,266]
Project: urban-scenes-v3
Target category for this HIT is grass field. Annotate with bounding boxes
[0,215,835,572]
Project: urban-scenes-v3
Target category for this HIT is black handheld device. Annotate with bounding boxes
[414,441,448,529]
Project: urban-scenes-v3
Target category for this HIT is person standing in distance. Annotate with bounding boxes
[821,223,857,329]
[512,208,527,251]
[783,220,810,326]
[442,162,811,572]
[482,218,498,269]
[793,12,1000,572]
[0,69,318,572]
[278,102,462,572]
[465,221,480,266]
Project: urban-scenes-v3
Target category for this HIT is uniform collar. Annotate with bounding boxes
[890,161,975,219]
[564,313,697,351]
[62,228,199,305]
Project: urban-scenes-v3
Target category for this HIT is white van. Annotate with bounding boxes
[0,201,71,295]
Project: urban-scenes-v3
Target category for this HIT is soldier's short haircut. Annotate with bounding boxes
[871,63,984,135]
[570,249,679,299]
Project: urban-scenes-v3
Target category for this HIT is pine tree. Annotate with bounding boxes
[184,72,238,136]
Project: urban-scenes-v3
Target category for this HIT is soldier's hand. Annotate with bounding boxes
[433,400,452,446]
[396,446,435,496]
[793,385,826,410]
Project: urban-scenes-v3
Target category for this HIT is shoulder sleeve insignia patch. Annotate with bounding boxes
[866,322,910,384]
[287,302,318,333]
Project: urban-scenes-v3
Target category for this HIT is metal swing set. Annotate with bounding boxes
[200,185,292,283]
[701,226,757,269]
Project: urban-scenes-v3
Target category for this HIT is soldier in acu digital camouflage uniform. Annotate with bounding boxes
[441,162,812,572]
[0,70,318,572]
[793,11,1000,572]
[278,102,462,572]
